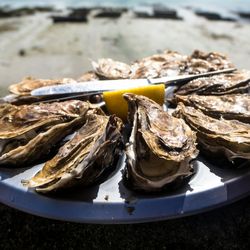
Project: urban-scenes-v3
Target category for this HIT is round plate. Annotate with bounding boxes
[1,155,250,224]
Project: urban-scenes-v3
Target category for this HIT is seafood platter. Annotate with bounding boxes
[0,50,250,223]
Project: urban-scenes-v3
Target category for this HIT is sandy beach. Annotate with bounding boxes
[0,8,250,96]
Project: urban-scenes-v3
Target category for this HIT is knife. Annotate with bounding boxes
[31,68,236,96]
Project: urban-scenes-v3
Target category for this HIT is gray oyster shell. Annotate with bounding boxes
[175,94,250,123]
[77,71,100,82]
[9,77,77,96]
[91,50,234,80]
[92,58,131,79]
[23,114,123,193]
[175,70,250,96]
[123,94,198,192]
[5,77,80,105]
[130,51,188,79]
[0,100,101,166]
[174,103,250,163]
[185,50,234,74]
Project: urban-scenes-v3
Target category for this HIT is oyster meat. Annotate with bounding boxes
[0,100,101,166]
[23,114,123,193]
[175,70,250,96]
[175,94,250,123]
[123,94,198,192]
[174,103,250,163]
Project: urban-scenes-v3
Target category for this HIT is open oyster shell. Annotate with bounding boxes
[77,71,100,82]
[130,50,188,79]
[92,58,131,79]
[123,94,198,192]
[23,114,123,193]
[9,77,77,96]
[5,77,80,105]
[175,94,250,123]
[174,103,250,163]
[175,70,250,96]
[185,50,234,74]
[0,100,101,166]
[91,50,234,80]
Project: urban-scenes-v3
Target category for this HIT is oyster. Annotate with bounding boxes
[23,114,123,192]
[9,77,77,96]
[0,94,60,106]
[123,94,198,192]
[175,94,250,123]
[174,103,250,163]
[92,58,131,79]
[130,50,232,78]
[77,71,100,82]
[130,50,187,78]
[5,75,99,105]
[0,100,101,166]
[175,70,250,96]
[186,50,234,74]
[92,50,234,80]
[92,50,233,79]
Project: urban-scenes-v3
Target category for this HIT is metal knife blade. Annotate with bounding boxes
[31,78,150,96]
[31,68,236,96]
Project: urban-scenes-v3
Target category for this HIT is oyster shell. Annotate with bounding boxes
[174,103,250,163]
[175,70,250,96]
[6,73,102,105]
[175,94,250,123]
[23,114,123,193]
[92,58,131,79]
[0,94,62,106]
[186,50,234,74]
[92,50,234,80]
[130,50,187,78]
[0,100,101,166]
[123,94,198,192]
[77,71,100,82]
[9,77,77,96]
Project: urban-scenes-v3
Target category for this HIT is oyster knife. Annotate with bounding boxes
[31,68,236,96]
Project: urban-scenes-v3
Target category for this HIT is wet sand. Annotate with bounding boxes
[0,9,250,96]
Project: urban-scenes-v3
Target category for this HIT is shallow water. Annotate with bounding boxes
[0,0,249,12]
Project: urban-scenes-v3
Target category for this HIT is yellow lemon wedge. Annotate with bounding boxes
[103,84,165,121]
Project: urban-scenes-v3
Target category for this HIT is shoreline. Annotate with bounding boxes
[0,6,250,96]
[0,4,250,23]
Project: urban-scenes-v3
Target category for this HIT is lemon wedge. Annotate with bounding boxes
[103,84,165,121]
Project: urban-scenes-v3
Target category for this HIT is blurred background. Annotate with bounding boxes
[0,0,250,96]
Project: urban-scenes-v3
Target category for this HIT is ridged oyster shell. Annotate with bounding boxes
[92,58,131,79]
[123,94,198,192]
[9,77,77,96]
[130,51,187,79]
[23,114,123,192]
[0,100,100,166]
[175,70,250,96]
[174,103,250,163]
[91,50,234,80]
[175,94,250,123]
